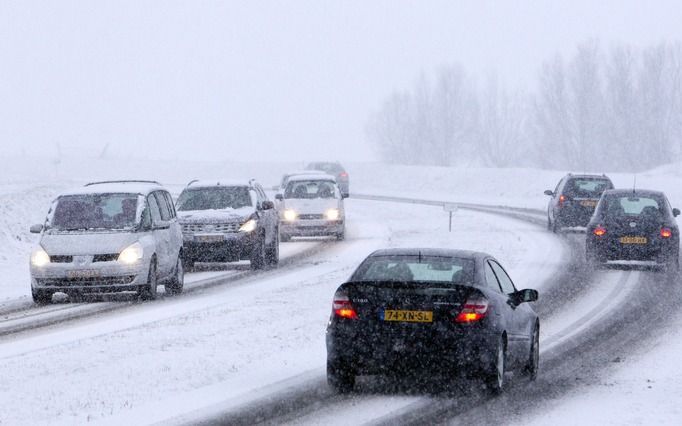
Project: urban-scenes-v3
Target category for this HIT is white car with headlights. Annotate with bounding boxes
[29,180,184,304]
[275,174,347,241]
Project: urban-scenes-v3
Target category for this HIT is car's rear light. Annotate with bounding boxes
[661,228,673,238]
[559,194,567,206]
[332,290,358,319]
[339,172,348,178]
[455,295,489,323]
[593,225,606,237]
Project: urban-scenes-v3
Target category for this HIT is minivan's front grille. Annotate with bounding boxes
[37,276,136,287]
[49,255,73,263]
[93,254,119,262]
[182,223,240,233]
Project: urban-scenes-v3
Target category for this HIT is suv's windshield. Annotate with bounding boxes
[351,255,475,284]
[565,178,611,198]
[176,187,252,211]
[50,193,139,231]
[284,180,336,199]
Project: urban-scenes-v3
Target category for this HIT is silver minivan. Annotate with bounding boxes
[29,180,184,304]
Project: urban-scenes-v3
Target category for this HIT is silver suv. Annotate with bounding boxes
[176,179,279,269]
[29,180,184,304]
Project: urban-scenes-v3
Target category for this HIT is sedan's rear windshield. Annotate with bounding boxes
[50,193,139,231]
[351,255,475,284]
[603,195,663,217]
[565,178,612,198]
[176,187,252,211]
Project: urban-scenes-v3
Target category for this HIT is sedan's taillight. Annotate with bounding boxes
[455,295,489,323]
[559,194,567,207]
[593,225,606,237]
[332,289,358,319]
[661,228,673,238]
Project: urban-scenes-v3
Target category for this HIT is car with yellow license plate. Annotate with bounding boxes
[325,248,539,393]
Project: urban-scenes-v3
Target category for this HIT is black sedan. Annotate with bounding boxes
[586,189,680,270]
[325,248,539,393]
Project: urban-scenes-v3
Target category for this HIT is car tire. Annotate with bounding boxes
[250,234,266,270]
[327,360,355,393]
[524,325,540,381]
[485,336,506,394]
[183,256,195,271]
[166,256,184,295]
[139,259,158,301]
[336,229,345,241]
[265,231,279,267]
[32,289,52,305]
[280,233,291,243]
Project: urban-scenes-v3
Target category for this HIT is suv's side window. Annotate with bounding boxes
[148,193,162,224]
[485,261,503,293]
[489,261,517,295]
[154,192,171,221]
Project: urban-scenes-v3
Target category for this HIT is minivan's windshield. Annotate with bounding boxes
[284,180,336,199]
[176,187,252,211]
[351,255,475,284]
[50,193,139,231]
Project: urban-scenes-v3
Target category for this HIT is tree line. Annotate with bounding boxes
[366,41,682,172]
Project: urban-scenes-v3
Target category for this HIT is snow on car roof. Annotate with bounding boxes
[60,181,165,197]
[287,174,337,183]
[185,179,251,188]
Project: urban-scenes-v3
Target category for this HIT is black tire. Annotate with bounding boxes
[250,234,266,270]
[280,233,291,243]
[139,259,158,301]
[183,256,195,271]
[485,337,506,394]
[327,360,355,393]
[32,289,52,305]
[336,228,345,241]
[265,231,280,267]
[524,325,540,381]
[166,256,184,295]
[551,218,560,234]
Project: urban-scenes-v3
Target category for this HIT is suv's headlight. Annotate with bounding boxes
[283,209,298,222]
[240,219,257,233]
[31,248,50,267]
[118,242,144,264]
[325,208,340,221]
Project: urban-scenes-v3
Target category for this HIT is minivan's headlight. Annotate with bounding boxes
[118,242,144,264]
[325,208,340,221]
[240,219,257,233]
[283,209,298,222]
[31,248,50,267]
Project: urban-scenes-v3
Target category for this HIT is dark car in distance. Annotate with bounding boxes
[326,248,539,393]
[586,189,680,270]
[304,161,349,197]
[545,174,614,233]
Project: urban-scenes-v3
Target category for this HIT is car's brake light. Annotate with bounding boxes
[339,172,348,178]
[332,290,358,319]
[661,228,673,238]
[593,225,606,237]
[455,295,489,323]
[559,194,567,206]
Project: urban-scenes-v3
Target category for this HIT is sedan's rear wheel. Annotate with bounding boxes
[327,360,355,393]
[485,337,506,394]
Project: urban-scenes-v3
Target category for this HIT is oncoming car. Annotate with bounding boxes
[304,161,349,197]
[586,189,680,270]
[176,179,279,269]
[29,180,184,304]
[545,174,614,232]
[276,174,346,241]
[326,248,539,393]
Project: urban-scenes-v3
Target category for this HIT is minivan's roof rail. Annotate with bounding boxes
[85,180,161,186]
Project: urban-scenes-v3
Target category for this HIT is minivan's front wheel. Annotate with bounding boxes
[32,289,52,305]
[140,259,158,301]
[166,256,184,295]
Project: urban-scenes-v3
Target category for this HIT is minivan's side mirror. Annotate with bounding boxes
[513,288,538,304]
[544,190,554,196]
[30,224,44,234]
[275,194,284,201]
[673,208,680,217]
[262,200,275,210]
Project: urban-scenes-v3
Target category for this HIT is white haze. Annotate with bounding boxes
[1,1,682,162]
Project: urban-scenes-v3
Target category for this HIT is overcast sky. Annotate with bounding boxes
[1,1,681,162]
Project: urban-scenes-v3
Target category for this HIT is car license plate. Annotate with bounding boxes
[619,236,647,244]
[196,234,224,243]
[67,270,101,279]
[383,309,433,323]
[580,200,597,207]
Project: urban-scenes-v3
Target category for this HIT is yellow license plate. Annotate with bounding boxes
[67,270,101,279]
[580,200,597,207]
[619,236,648,244]
[383,310,433,323]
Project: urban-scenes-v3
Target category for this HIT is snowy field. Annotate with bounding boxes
[1,156,682,424]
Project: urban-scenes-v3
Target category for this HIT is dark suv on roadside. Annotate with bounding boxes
[175,179,279,270]
[545,174,614,233]
[305,162,349,197]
